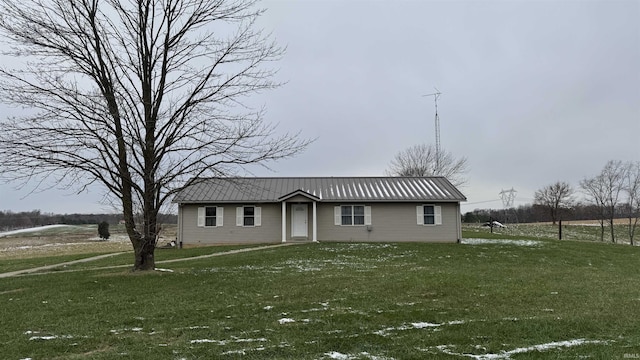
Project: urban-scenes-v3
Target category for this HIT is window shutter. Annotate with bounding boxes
[236,207,243,226]
[216,207,224,227]
[254,207,261,227]
[416,205,424,225]
[435,206,442,225]
[364,206,372,225]
[197,207,205,227]
[334,206,341,225]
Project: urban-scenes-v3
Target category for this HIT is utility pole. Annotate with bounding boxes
[423,88,441,168]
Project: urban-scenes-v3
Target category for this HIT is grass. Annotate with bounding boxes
[0,252,120,274]
[2,232,640,359]
[50,245,267,272]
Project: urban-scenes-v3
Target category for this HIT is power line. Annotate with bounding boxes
[465,199,502,205]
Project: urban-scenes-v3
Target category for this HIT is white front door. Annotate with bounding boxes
[291,204,308,238]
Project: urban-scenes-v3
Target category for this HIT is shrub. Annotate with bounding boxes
[98,221,110,240]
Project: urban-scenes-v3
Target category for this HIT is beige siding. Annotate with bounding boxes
[179,203,282,245]
[317,203,460,243]
[178,202,461,245]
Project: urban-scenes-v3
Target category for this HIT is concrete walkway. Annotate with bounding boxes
[0,242,297,278]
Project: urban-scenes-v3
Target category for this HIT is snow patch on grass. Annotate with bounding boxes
[190,337,267,345]
[109,327,143,335]
[324,351,394,360]
[374,319,469,336]
[425,339,608,359]
[24,330,76,341]
[461,238,542,247]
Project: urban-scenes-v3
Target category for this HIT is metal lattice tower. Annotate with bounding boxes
[423,88,442,167]
[499,188,517,208]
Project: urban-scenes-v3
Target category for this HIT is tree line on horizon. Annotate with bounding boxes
[0,210,177,232]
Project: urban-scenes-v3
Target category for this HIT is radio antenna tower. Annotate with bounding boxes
[423,88,442,168]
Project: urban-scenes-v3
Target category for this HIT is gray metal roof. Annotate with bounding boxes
[173,177,466,203]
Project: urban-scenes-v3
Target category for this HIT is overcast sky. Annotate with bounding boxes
[1,0,638,214]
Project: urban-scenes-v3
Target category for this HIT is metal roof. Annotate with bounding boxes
[173,177,466,203]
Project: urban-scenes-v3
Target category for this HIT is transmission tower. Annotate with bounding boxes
[499,188,517,208]
[423,88,442,167]
[499,188,518,223]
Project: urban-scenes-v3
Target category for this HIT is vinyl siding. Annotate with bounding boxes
[178,202,460,245]
[317,202,459,243]
[179,203,281,245]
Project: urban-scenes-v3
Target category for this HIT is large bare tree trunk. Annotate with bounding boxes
[132,233,156,271]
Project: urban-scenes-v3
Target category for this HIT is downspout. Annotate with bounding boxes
[178,203,184,248]
[456,202,462,243]
[281,201,287,243]
[312,201,318,242]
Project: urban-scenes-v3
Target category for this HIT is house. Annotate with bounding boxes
[172,177,466,245]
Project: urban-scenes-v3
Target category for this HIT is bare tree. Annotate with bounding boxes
[386,144,468,188]
[580,176,607,242]
[600,160,627,243]
[0,0,309,270]
[533,181,574,225]
[580,160,627,243]
[622,161,640,245]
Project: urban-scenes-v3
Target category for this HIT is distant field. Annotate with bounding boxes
[0,223,177,259]
[523,219,631,226]
[2,234,640,359]
[464,221,636,244]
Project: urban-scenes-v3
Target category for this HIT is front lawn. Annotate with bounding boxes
[1,238,639,359]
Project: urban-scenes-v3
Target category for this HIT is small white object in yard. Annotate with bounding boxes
[154,268,174,273]
[482,221,505,228]
[278,318,296,324]
[263,305,273,310]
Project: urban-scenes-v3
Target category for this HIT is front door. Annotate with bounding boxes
[291,204,308,238]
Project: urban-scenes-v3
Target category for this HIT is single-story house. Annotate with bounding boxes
[172,177,466,245]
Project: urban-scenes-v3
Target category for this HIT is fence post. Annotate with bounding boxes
[559,219,562,240]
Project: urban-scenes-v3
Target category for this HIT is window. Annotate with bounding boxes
[205,207,217,226]
[416,205,442,226]
[335,205,371,226]
[197,206,223,227]
[244,206,255,226]
[236,206,261,227]
[424,205,435,225]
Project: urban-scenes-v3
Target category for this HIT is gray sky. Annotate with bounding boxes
[1,0,638,214]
